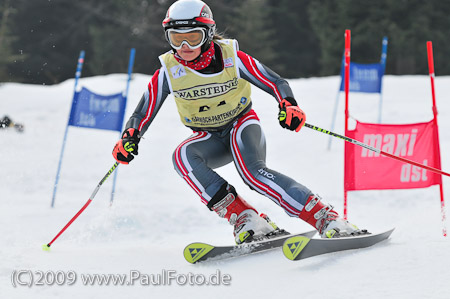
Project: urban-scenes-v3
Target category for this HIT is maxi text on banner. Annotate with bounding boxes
[345,120,442,191]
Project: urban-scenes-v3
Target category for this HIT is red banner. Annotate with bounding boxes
[345,120,442,191]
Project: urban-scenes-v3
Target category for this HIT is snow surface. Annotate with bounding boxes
[1,73,449,299]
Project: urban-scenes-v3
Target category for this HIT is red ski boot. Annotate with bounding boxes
[208,184,283,244]
[300,194,363,238]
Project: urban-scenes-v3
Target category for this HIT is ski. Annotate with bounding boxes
[282,228,395,261]
[184,230,317,264]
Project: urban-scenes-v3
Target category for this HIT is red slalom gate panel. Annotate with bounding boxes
[341,34,446,236]
[345,120,442,191]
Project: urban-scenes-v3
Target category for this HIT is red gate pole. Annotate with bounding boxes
[427,41,447,237]
[343,29,351,219]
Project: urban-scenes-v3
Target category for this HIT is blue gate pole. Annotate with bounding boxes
[51,50,85,208]
[110,48,136,205]
[380,36,388,66]
[125,48,136,100]
[378,37,388,123]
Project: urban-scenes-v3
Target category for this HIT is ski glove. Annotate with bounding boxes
[278,98,306,132]
[112,128,140,164]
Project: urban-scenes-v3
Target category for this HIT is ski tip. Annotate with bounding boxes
[386,227,395,237]
[282,236,310,261]
[42,244,51,252]
[183,243,214,264]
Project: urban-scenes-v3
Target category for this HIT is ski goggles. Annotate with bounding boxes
[166,28,207,50]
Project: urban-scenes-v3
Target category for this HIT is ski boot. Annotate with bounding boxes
[208,184,287,244]
[232,209,289,244]
[299,194,368,238]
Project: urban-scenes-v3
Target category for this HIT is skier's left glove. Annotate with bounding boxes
[278,97,306,132]
[112,128,140,164]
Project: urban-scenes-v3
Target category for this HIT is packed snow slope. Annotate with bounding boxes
[1,73,449,299]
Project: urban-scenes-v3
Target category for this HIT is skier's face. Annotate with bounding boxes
[176,44,201,61]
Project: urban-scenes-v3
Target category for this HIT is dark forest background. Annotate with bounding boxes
[1,0,450,84]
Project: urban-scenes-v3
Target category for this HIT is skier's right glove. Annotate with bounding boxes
[112,128,140,164]
[278,97,306,132]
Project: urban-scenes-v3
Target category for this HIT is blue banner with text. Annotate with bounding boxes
[339,62,384,93]
[68,87,125,132]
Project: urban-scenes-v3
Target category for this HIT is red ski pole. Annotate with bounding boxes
[43,162,119,251]
[305,123,450,178]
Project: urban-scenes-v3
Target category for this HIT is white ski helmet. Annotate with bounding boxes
[162,0,216,51]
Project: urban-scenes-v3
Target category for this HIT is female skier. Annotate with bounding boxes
[113,0,362,244]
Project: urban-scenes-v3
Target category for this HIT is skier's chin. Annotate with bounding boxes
[177,48,201,61]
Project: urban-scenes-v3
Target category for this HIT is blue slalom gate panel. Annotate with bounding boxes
[339,62,384,93]
[68,87,126,132]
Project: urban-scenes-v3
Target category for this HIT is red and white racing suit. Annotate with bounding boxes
[124,40,312,217]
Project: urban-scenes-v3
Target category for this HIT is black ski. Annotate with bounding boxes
[282,228,395,261]
[184,230,317,264]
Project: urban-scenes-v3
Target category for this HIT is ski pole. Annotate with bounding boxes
[304,123,450,178]
[43,162,119,251]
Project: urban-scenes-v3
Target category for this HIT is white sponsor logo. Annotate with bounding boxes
[224,57,233,68]
[258,168,276,180]
[171,65,186,79]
